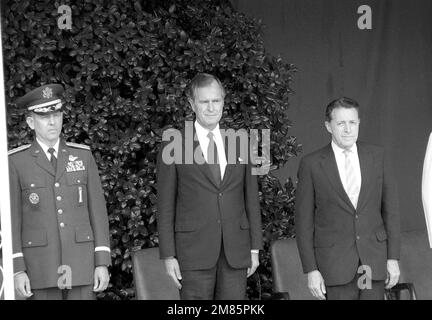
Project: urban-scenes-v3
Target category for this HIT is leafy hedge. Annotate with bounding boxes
[2,0,301,299]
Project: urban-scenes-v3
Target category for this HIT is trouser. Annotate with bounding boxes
[180,246,248,300]
[326,268,385,300]
[29,285,95,300]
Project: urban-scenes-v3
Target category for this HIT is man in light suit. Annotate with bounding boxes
[157,73,263,299]
[295,97,400,300]
[9,84,111,299]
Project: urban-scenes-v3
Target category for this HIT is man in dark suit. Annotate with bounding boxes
[295,97,400,300]
[157,73,263,299]
[9,84,111,300]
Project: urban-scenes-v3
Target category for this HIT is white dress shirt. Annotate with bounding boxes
[332,141,362,207]
[36,137,60,161]
[194,121,227,179]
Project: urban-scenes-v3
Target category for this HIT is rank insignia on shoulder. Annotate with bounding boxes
[66,142,90,151]
[8,144,31,156]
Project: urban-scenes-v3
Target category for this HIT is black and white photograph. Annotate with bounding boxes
[0,0,431,313]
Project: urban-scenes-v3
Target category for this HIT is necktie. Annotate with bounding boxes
[207,132,221,185]
[343,149,360,208]
[48,147,57,171]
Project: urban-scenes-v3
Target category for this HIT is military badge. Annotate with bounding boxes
[42,87,53,99]
[29,192,40,205]
[66,158,86,172]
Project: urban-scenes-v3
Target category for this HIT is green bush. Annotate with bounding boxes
[3,0,301,299]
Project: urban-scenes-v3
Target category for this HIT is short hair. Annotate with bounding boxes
[325,97,360,122]
[186,73,226,101]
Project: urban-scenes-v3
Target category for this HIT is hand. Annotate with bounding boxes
[385,259,400,289]
[14,272,33,299]
[307,270,326,300]
[164,257,182,289]
[247,251,259,277]
[93,266,110,292]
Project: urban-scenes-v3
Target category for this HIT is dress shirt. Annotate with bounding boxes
[194,121,227,179]
[36,137,60,162]
[331,141,362,207]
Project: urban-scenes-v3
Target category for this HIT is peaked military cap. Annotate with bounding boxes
[16,84,64,114]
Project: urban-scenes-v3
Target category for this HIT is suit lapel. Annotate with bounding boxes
[220,131,233,189]
[356,142,374,212]
[31,141,55,177]
[320,144,355,212]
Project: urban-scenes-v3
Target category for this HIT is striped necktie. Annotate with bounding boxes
[343,149,360,208]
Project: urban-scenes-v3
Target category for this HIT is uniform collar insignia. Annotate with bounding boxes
[69,155,78,161]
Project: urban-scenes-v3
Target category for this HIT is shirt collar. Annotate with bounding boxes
[331,140,358,155]
[194,121,220,138]
[36,137,60,155]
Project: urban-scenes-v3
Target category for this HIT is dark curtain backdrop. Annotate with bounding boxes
[233,0,432,231]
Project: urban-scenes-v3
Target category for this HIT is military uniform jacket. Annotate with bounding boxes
[8,139,111,289]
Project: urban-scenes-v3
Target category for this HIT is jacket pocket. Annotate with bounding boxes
[22,229,48,248]
[175,223,198,232]
[313,236,334,248]
[75,225,94,242]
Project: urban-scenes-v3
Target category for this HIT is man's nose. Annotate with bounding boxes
[207,102,214,112]
[344,124,352,133]
[48,114,56,124]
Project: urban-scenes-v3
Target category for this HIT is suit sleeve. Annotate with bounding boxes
[156,141,178,259]
[87,152,111,266]
[423,132,432,248]
[8,160,27,273]
[244,161,263,250]
[295,157,318,273]
[381,148,401,260]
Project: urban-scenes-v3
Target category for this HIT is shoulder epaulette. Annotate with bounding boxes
[8,144,31,156]
[66,142,91,151]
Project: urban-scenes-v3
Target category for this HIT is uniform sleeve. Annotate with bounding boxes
[86,152,111,266]
[295,158,318,273]
[8,159,27,273]
[156,141,178,259]
[422,133,432,248]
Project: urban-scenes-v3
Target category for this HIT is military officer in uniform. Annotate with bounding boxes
[8,84,111,300]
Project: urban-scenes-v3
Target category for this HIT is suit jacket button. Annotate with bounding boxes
[219,193,222,196]
[28,241,32,245]
[58,209,63,214]
[30,183,35,188]
[57,196,62,201]
[356,235,360,240]
[355,215,359,219]
[55,182,60,187]
[60,222,65,228]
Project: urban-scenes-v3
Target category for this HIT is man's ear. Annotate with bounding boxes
[188,98,196,113]
[324,121,332,134]
[26,115,35,130]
